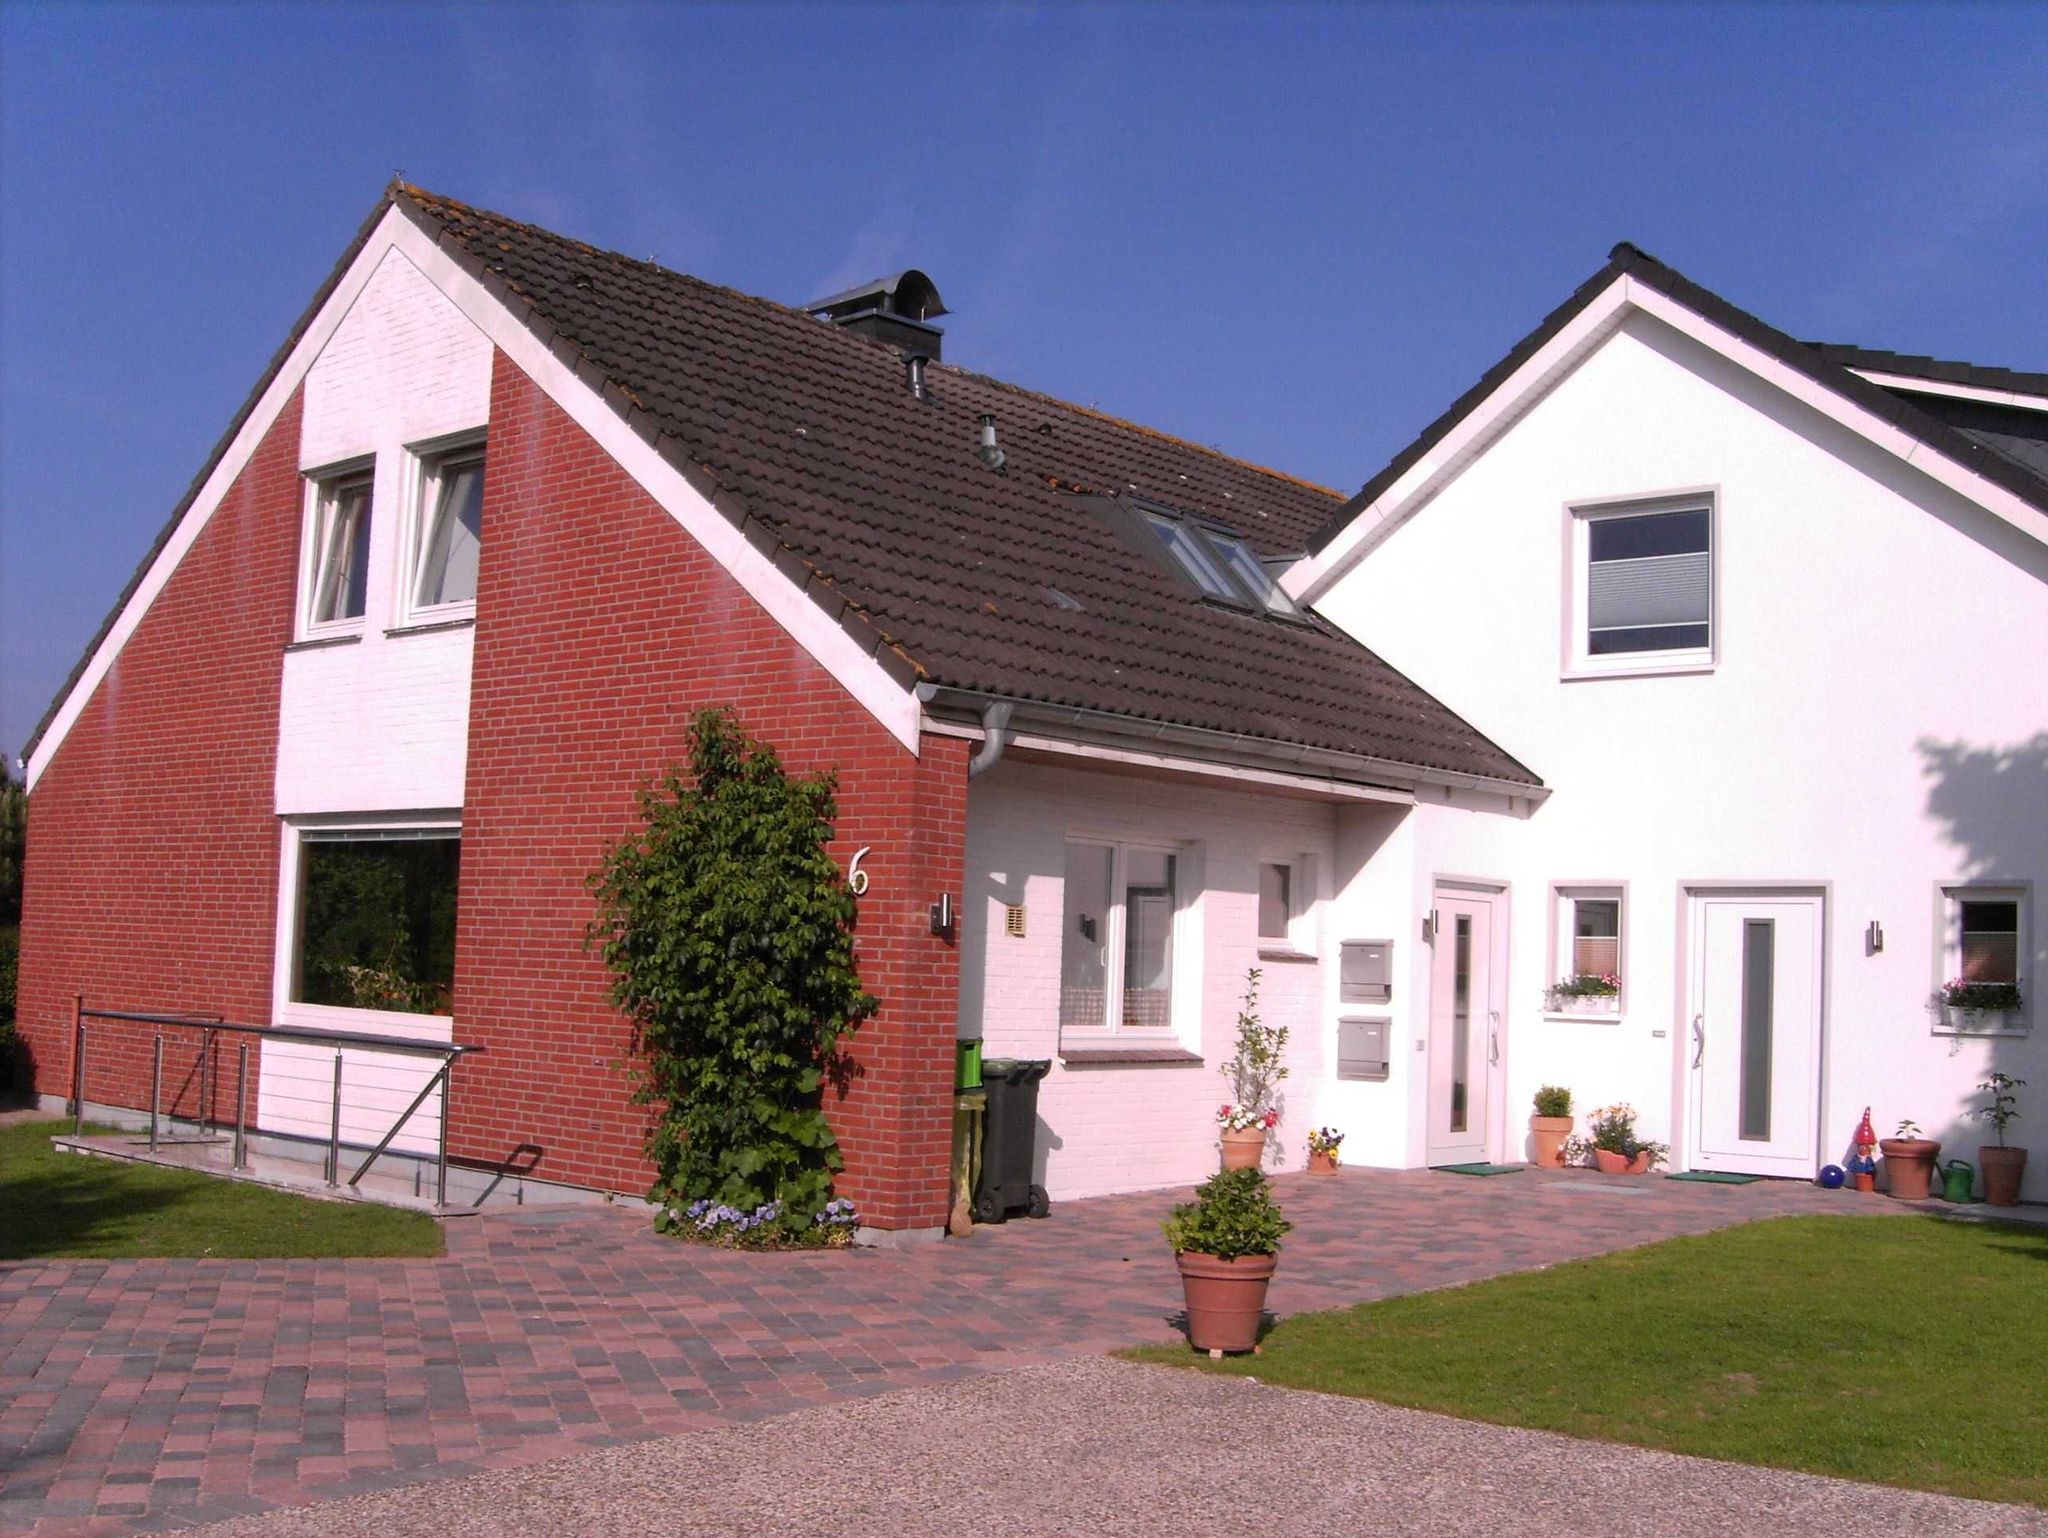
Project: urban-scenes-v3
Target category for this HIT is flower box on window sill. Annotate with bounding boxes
[1545,991,1620,1018]
[1935,1005,2026,1038]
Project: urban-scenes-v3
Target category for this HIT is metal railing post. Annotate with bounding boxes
[437,1055,451,1209]
[234,1043,249,1170]
[197,1029,211,1139]
[327,1049,343,1187]
[149,1036,163,1151]
[70,993,86,1135]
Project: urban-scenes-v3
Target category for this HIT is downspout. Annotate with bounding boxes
[967,701,1013,778]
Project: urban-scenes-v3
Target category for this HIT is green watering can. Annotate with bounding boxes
[1940,1159,1977,1203]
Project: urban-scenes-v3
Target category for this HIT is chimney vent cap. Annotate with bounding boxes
[805,269,949,324]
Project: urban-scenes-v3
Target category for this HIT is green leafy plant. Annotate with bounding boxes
[1219,968,1288,1119]
[1552,973,1620,999]
[589,708,874,1244]
[1533,1085,1573,1118]
[1943,979,2023,1012]
[1977,1074,2027,1146]
[1587,1103,1642,1154]
[1894,1118,1923,1140]
[1162,1167,1292,1260]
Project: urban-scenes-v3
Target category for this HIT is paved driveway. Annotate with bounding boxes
[2,1165,1852,1536]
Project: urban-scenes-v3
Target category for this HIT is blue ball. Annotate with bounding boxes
[1818,1164,1847,1189]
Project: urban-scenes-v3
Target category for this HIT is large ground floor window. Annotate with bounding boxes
[1059,838,1183,1036]
[291,827,460,1015]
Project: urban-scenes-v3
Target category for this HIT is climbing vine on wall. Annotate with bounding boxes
[589,707,874,1242]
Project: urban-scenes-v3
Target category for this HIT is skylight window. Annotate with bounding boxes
[1142,511,1238,602]
[1199,527,1302,617]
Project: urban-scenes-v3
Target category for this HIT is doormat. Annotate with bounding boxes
[1432,1162,1523,1177]
[1666,1171,1761,1185]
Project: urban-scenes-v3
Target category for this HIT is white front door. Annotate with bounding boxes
[1687,892,1824,1177]
[1426,887,1502,1167]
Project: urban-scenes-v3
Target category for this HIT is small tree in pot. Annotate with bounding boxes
[1530,1085,1574,1167]
[1976,1074,2028,1207]
[1880,1118,1942,1201]
[1163,1167,1291,1357]
[1216,969,1288,1169]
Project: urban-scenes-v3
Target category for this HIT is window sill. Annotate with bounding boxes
[1561,660,1716,683]
[385,614,477,638]
[1057,1043,1204,1066]
[1257,945,1318,963]
[285,631,364,653]
[1543,1009,1624,1025]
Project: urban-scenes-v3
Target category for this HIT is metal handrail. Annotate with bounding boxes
[70,995,486,1207]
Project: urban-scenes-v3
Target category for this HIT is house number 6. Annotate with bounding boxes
[848,847,871,896]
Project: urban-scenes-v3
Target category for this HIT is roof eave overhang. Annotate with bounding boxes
[916,684,1548,806]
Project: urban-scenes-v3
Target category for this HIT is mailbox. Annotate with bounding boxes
[1340,940,1393,1004]
[1337,1016,1390,1081]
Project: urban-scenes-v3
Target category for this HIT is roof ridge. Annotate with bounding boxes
[397,182,1345,506]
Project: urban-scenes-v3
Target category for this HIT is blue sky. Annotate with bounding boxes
[3,4,2045,762]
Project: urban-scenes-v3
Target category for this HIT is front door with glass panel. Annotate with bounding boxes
[1426,888,1500,1167]
[1688,893,1824,1177]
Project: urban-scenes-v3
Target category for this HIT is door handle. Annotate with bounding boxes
[1691,1013,1705,1069]
[1488,1010,1501,1066]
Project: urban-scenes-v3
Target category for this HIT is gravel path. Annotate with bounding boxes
[167,1357,2044,1538]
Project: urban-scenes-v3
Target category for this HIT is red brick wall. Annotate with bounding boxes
[14,390,303,1123]
[452,352,964,1228]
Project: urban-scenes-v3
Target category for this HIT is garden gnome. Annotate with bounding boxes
[1848,1106,1879,1193]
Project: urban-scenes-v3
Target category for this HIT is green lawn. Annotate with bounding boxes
[0,1119,444,1260]
[1129,1214,2048,1507]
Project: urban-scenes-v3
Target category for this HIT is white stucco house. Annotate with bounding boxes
[1275,242,2048,1192]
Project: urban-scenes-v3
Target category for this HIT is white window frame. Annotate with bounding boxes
[1563,490,1718,680]
[396,432,487,628]
[1258,852,1318,960]
[1058,835,1199,1044]
[1933,883,2030,1037]
[272,812,463,1040]
[297,459,376,640]
[1547,883,1626,1018]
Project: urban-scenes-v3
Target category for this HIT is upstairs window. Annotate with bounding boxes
[1569,497,1713,673]
[303,468,374,633]
[407,443,486,618]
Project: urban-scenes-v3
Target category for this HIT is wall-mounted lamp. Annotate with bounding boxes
[1421,909,1439,945]
[930,892,956,942]
[1866,920,1884,955]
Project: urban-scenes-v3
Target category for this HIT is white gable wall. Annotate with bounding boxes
[1313,309,2048,1192]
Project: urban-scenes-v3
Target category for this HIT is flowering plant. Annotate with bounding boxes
[1219,968,1289,1125]
[671,1195,859,1249]
[1942,978,2022,1011]
[1306,1126,1344,1156]
[1217,1103,1280,1134]
[1586,1103,1643,1154]
[1552,973,1621,999]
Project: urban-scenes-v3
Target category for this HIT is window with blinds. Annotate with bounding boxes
[1584,505,1711,657]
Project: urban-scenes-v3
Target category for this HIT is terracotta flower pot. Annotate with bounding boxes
[1628,1149,1655,1174]
[1880,1137,1941,1200]
[1852,1171,1876,1193]
[1176,1250,1278,1354]
[1530,1115,1573,1168]
[1220,1127,1268,1171]
[1593,1148,1631,1175]
[1306,1150,1338,1176]
[1980,1145,2029,1207]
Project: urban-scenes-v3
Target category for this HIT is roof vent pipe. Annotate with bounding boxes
[906,353,929,401]
[977,414,1006,473]
[968,702,1013,778]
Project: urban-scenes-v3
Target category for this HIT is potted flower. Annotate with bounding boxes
[1584,1103,1665,1174]
[1976,1073,2028,1207]
[1162,1167,1291,1356]
[1880,1118,1941,1200]
[1530,1085,1574,1167]
[1546,973,1620,1015]
[1216,968,1288,1170]
[1306,1126,1344,1175]
[1941,979,2023,1034]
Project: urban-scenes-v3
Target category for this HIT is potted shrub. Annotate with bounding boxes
[1584,1103,1665,1174]
[1941,979,2022,1035]
[1880,1118,1941,1200]
[1216,969,1288,1170]
[1976,1073,2028,1207]
[1546,973,1620,1016]
[1530,1085,1574,1167]
[1305,1126,1343,1175]
[1163,1167,1291,1356]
